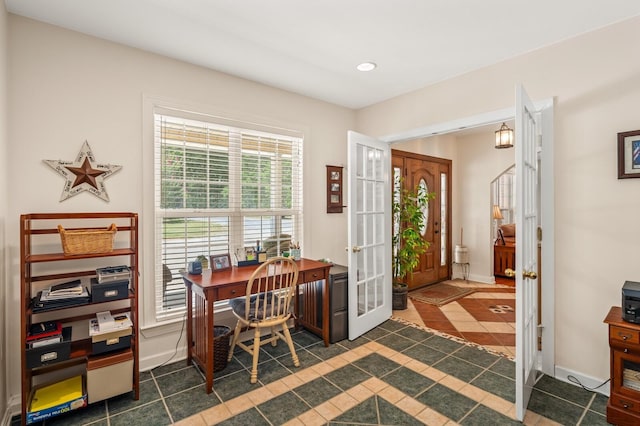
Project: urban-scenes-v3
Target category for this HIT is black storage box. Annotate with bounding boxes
[26,327,72,369]
[622,281,640,323]
[90,278,130,303]
[92,330,132,355]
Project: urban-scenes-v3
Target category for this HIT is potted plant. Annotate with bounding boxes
[196,255,209,270]
[392,180,435,309]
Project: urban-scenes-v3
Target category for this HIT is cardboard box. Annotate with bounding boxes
[27,375,87,424]
[87,351,133,403]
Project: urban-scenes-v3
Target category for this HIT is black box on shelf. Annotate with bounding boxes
[26,327,72,369]
[91,331,132,355]
[90,278,130,303]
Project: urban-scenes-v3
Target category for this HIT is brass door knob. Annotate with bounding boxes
[504,268,538,279]
[352,246,362,253]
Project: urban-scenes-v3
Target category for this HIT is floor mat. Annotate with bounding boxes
[408,282,475,306]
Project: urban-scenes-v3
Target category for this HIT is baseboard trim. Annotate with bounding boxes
[140,345,188,372]
[554,365,610,396]
[3,394,21,426]
[464,273,495,284]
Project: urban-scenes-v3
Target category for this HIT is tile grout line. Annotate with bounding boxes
[110,321,601,425]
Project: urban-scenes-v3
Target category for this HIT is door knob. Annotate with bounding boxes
[352,246,362,253]
[504,268,538,279]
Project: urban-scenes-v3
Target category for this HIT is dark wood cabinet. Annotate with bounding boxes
[605,306,640,426]
[494,243,515,277]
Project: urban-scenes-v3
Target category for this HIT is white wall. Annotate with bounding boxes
[356,16,640,383]
[455,129,514,281]
[5,15,355,407]
[0,3,8,425]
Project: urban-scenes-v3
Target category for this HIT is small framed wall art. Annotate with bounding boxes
[618,129,640,179]
[326,165,344,213]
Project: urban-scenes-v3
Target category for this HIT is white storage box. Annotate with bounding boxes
[87,351,133,404]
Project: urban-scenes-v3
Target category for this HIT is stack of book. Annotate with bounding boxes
[32,280,90,312]
[623,367,640,392]
[26,321,63,349]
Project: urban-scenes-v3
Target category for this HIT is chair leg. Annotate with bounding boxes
[250,327,261,384]
[270,326,277,346]
[227,321,242,362]
[281,324,299,367]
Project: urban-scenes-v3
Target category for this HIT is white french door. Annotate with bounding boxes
[515,84,541,421]
[347,131,392,340]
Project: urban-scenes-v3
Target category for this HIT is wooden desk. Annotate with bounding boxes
[181,258,331,393]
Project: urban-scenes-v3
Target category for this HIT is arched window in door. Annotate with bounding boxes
[418,178,428,235]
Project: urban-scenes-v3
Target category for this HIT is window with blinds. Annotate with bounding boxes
[154,111,303,318]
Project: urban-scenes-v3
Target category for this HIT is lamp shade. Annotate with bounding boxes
[495,122,514,149]
[492,205,503,220]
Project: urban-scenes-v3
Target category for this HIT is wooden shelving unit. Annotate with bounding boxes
[19,212,139,425]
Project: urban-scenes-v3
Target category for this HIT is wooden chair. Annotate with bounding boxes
[227,256,300,383]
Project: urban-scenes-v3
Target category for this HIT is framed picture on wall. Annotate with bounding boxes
[326,165,344,213]
[618,129,640,179]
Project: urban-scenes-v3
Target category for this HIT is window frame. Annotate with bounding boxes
[144,100,304,326]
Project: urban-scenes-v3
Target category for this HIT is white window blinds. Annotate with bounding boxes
[154,111,303,318]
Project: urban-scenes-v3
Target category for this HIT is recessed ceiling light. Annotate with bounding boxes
[356,62,377,72]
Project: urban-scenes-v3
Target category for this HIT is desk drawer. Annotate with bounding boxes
[301,268,326,283]
[611,392,640,414]
[218,284,246,300]
[611,326,640,345]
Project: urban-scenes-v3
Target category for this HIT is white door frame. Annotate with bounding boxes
[380,99,555,377]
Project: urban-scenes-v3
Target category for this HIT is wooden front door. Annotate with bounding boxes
[392,150,451,290]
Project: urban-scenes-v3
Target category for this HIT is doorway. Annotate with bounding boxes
[385,102,553,368]
[392,149,451,290]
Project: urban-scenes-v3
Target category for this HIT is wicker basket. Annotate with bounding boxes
[58,223,117,255]
[213,325,232,372]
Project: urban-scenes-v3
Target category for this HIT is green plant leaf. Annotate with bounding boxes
[392,179,435,280]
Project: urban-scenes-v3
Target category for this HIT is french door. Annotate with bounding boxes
[347,131,392,340]
[375,84,549,420]
[515,84,541,421]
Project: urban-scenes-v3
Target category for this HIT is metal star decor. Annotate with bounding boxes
[44,141,122,202]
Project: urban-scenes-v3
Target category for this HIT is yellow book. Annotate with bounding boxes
[30,376,83,412]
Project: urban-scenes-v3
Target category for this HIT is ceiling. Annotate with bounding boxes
[6,0,640,109]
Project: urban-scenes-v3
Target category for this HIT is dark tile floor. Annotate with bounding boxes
[12,319,610,425]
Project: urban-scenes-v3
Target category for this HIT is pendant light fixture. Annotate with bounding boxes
[495,122,514,149]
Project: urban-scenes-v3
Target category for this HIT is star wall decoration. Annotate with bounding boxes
[44,141,122,202]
